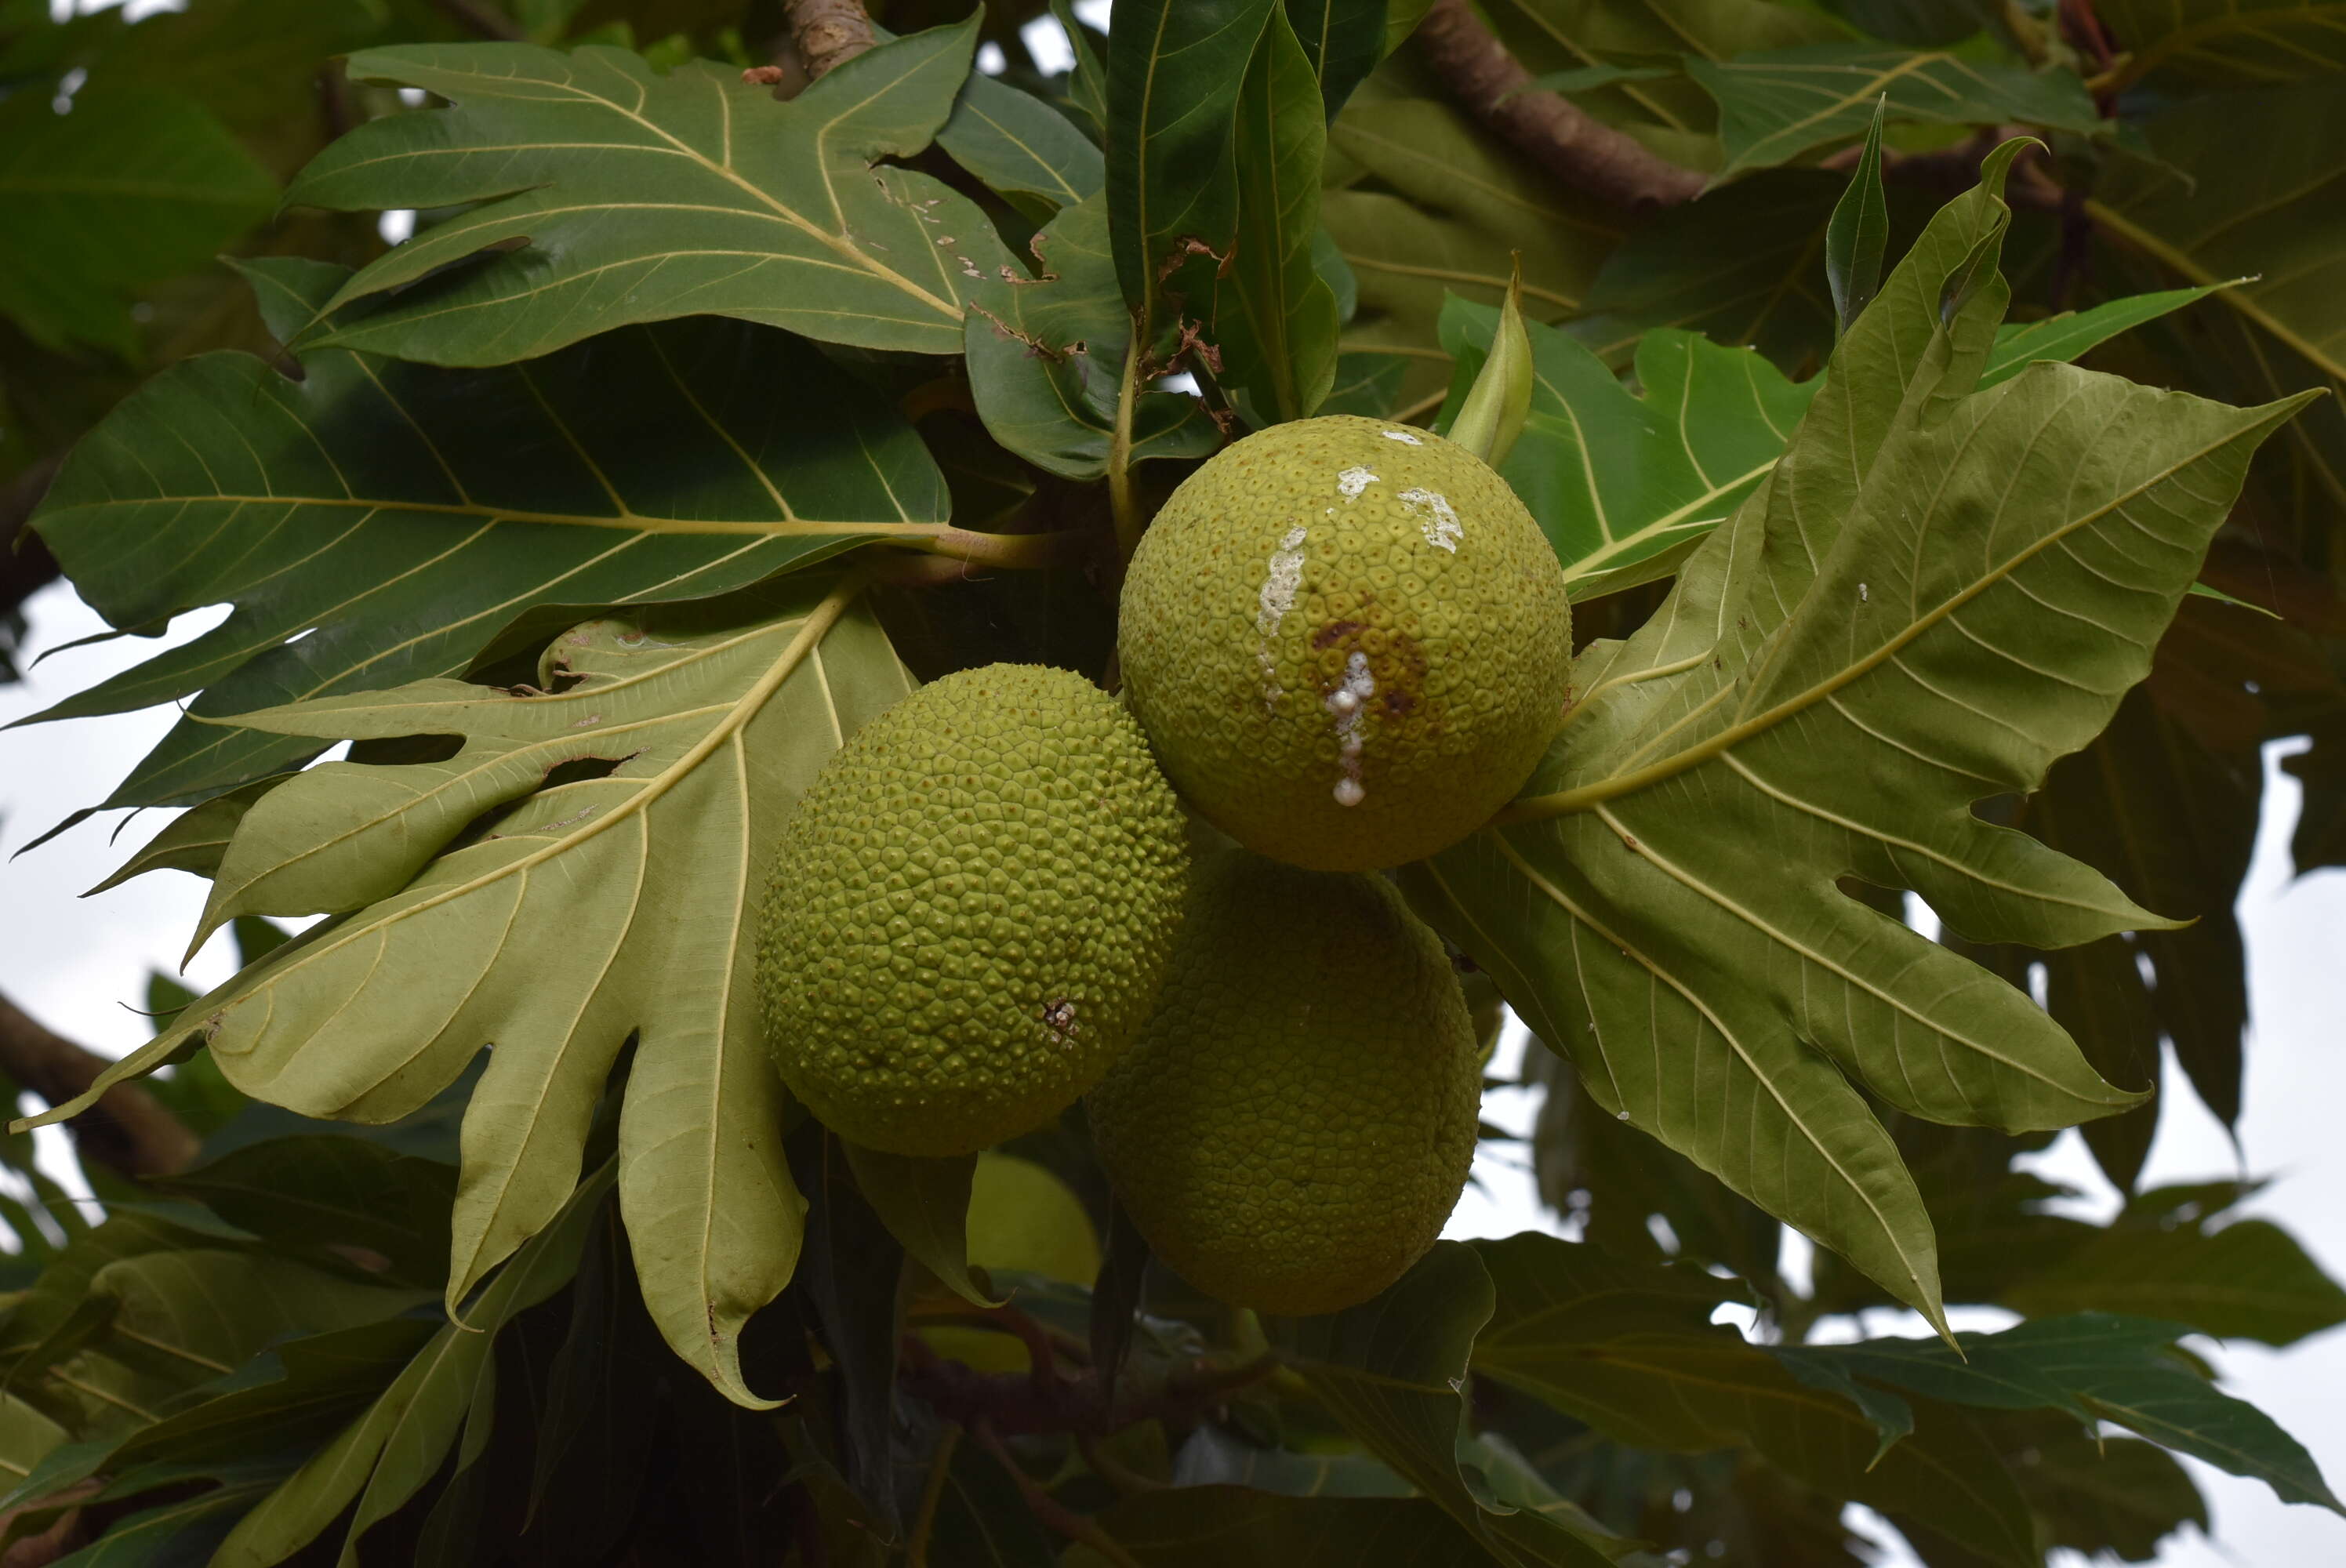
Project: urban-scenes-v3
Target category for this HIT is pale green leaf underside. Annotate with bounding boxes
[56,583,913,1406]
[285,24,1010,364]
[1404,154,2311,1327]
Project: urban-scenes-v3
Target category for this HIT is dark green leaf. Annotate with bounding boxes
[964,194,1222,480]
[2014,1425,2206,1564]
[1105,0,1276,342]
[48,1478,275,1568]
[2101,0,2346,88]
[938,67,1105,216]
[1325,87,1623,412]
[1220,5,1342,426]
[1481,0,1841,159]
[842,1142,988,1308]
[1981,286,2232,388]
[1285,0,1389,118]
[2089,83,2344,409]
[789,1127,906,1534]
[0,85,274,356]
[520,1202,658,1561]
[1089,1203,1151,1395]
[1812,0,1986,47]
[89,783,278,895]
[1470,1235,2036,1566]
[1782,1313,2343,1512]
[1437,299,1816,600]
[1685,46,2104,176]
[151,1137,456,1287]
[1569,171,1855,376]
[288,23,1006,362]
[2004,1207,2346,1348]
[1048,0,1109,141]
[29,260,946,811]
[919,1429,1058,1566]
[210,1156,614,1568]
[1278,1243,1619,1566]
[1825,96,1888,332]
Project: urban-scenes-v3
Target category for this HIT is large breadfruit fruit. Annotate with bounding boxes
[756,664,1189,1157]
[1088,850,1482,1315]
[1118,415,1571,872]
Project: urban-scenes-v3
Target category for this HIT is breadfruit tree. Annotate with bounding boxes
[0,0,2342,1563]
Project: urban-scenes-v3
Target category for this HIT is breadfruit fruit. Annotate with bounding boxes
[1088,850,1482,1315]
[1118,414,1571,872]
[757,664,1189,1157]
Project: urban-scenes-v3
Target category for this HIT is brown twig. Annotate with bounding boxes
[0,995,198,1180]
[787,0,876,83]
[1414,0,1705,209]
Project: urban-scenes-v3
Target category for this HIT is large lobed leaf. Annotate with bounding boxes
[278,20,1012,363]
[1400,147,2314,1327]
[27,579,914,1406]
[24,260,953,811]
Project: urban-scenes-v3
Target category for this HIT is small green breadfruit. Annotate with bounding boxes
[757,664,1189,1157]
[1119,414,1571,871]
[1088,850,1482,1316]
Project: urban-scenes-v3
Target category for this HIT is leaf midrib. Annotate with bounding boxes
[1505,405,2283,822]
[183,580,863,1051]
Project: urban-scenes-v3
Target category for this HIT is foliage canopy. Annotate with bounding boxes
[1,0,2342,1563]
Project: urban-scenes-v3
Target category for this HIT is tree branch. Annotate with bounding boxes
[0,995,198,1180]
[1414,0,1705,209]
[787,0,876,82]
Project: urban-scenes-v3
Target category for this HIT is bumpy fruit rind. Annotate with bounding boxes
[1088,850,1482,1316]
[1119,415,1571,871]
[757,664,1189,1156]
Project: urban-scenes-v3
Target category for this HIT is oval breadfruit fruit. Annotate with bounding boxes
[756,664,1189,1157]
[1118,414,1571,872]
[1088,850,1482,1316]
